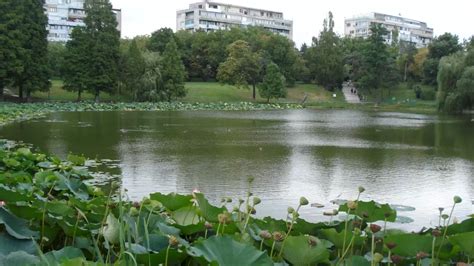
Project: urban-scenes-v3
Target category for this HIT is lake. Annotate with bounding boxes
[1,109,473,229]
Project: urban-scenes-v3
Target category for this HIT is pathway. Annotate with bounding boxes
[342,82,361,104]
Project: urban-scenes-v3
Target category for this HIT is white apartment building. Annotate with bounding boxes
[176,1,293,39]
[345,12,434,48]
[44,0,122,42]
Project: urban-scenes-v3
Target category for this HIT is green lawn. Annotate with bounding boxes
[183,82,345,104]
[32,81,345,104]
[32,80,116,102]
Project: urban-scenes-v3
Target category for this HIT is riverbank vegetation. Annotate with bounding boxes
[0,142,472,265]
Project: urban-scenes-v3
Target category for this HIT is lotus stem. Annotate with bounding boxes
[436,202,458,258]
[165,245,171,266]
[270,241,276,258]
[342,209,351,255]
[278,205,300,258]
[260,239,264,251]
[216,222,222,237]
[388,250,392,266]
[339,235,355,264]
[431,237,436,266]
[371,233,375,266]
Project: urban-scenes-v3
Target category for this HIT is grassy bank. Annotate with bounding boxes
[0,142,472,265]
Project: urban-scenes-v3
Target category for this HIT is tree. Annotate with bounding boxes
[82,0,120,102]
[437,52,465,109]
[456,66,474,106]
[160,39,186,101]
[397,41,417,82]
[423,33,462,85]
[123,39,145,100]
[8,0,50,100]
[48,42,66,79]
[138,51,162,102]
[63,28,89,101]
[149,28,175,54]
[217,40,262,99]
[307,12,344,91]
[357,23,395,101]
[410,48,428,81]
[259,63,286,103]
[0,0,25,100]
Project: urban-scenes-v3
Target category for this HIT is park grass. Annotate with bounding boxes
[182,82,345,104]
[32,81,343,104]
[32,80,116,102]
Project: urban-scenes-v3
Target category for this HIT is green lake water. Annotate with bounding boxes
[1,109,473,229]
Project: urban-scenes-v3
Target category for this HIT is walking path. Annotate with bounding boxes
[342,82,361,104]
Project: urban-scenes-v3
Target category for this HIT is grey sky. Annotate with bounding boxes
[111,0,473,46]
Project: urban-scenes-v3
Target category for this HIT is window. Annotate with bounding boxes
[210,5,218,9]
[48,7,57,12]
[346,23,351,27]
[198,5,202,8]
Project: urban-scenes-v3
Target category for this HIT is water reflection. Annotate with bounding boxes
[0,109,472,230]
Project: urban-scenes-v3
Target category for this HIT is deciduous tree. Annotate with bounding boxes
[259,62,286,103]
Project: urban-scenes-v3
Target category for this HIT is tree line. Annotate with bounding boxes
[0,2,473,112]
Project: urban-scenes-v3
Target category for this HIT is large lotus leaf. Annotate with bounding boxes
[174,222,206,236]
[67,154,86,166]
[281,235,331,266]
[0,233,36,256]
[343,255,370,266]
[384,234,432,257]
[172,206,200,226]
[43,201,75,217]
[136,248,188,266]
[0,184,32,202]
[44,247,85,265]
[189,236,273,266]
[145,234,169,252]
[252,216,288,233]
[0,251,40,266]
[449,232,474,257]
[150,192,193,211]
[320,228,366,249]
[339,200,396,223]
[55,173,89,200]
[0,207,39,239]
[292,218,339,235]
[446,218,474,235]
[194,193,227,223]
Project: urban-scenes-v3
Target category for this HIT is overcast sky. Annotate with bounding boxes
[110,0,473,47]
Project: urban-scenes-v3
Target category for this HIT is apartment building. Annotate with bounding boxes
[344,12,434,48]
[44,0,122,42]
[177,1,293,39]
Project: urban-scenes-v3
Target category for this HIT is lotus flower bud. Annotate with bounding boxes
[250,207,256,215]
[358,186,366,193]
[347,201,358,210]
[133,201,140,208]
[204,221,213,230]
[226,197,232,203]
[308,236,318,247]
[238,198,245,205]
[168,235,179,247]
[386,242,397,250]
[441,214,449,220]
[432,229,441,237]
[272,231,286,242]
[373,253,383,263]
[287,207,295,214]
[352,219,362,228]
[416,252,428,260]
[218,212,231,224]
[390,255,403,265]
[438,207,444,213]
[453,196,462,204]
[253,197,261,206]
[299,197,309,206]
[259,230,272,240]
[362,212,369,219]
[370,224,382,233]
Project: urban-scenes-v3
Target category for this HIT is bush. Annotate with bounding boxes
[420,87,436,100]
